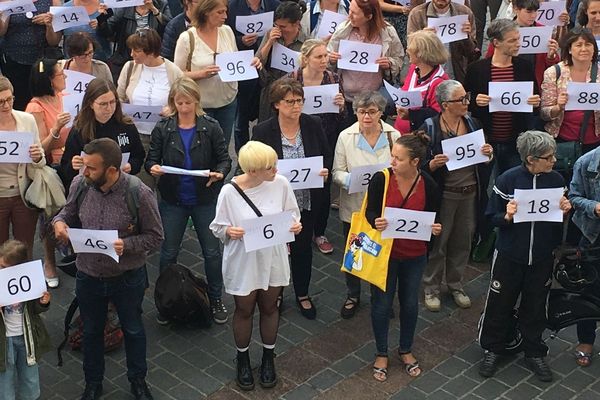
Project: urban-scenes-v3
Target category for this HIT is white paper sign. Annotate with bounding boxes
[0,260,46,307]
[537,1,566,26]
[302,84,340,114]
[276,156,324,190]
[441,129,489,171]
[348,163,387,194]
[338,40,382,73]
[381,208,436,241]
[121,152,130,170]
[160,165,210,177]
[316,10,347,39]
[103,0,145,9]
[270,42,300,73]
[383,81,422,109]
[565,82,600,111]
[215,50,258,82]
[391,0,411,6]
[488,81,534,113]
[427,15,469,44]
[240,211,295,252]
[0,131,35,163]
[518,26,553,54]
[68,228,119,262]
[64,69,95,96]
[50,6,90,32]
[62,94,84,128]
[235,12,273,37]
[122,104,163,123]
[0,0,36,17]
[513,188,564,223]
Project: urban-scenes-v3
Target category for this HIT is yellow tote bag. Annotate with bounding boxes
[340,168,393,291]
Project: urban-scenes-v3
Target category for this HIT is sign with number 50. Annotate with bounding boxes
[0,260,46,307]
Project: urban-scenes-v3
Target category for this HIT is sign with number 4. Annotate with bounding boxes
[50,6,90,32]
[68,228,120,262]
[240,211,296,252]
[513,188,564,223]
[0,260,46,307]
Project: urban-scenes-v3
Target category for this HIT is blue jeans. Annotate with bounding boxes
[75,267,147,385]
[577,236,600,345]
[234,79,260,154]
[158,200,223,300]
[205,99,237,152]
[0,335,40,400]
[371,255,427,356]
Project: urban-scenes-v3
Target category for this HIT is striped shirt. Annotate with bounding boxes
[490,65,515,143]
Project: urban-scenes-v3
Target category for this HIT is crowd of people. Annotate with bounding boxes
[2,0,600,398]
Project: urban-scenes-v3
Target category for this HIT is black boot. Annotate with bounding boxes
[80,383,103,400]
[259,348,277,388]
[236,350,255,391]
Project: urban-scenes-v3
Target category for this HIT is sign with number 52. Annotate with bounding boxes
[68,228,120,262]
[240,211,296,252]
[0,260,46,307]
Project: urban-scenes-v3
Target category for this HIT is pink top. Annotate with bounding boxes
[25,93,70,165]
[559,110,599,145]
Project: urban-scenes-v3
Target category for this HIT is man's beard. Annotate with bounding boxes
[85,174,107,190]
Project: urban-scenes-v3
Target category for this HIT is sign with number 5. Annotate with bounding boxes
[240,211,296,252]
[0,260,46,307]
[68,228,119,261]
[441,129,489,171]
[0,131,35,164]
[302,84,340,114]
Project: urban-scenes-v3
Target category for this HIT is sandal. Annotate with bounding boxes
[574,350,593,367]
[399,352,422,377]
[340,297,360,319]
[373,356,388,382]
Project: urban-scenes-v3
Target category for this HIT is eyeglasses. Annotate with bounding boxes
[356,109,381,118]
[534,153,556,162]
[0,96,14,107]
[94,100,117,109]
[445,93,471,105]
[74,50,94,59]
[282,98,304,106]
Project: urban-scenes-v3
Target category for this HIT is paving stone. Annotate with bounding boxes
[503,382,542,400]
[206,387,249,400]
[147,367,181,392]
[494,362,531,387]
[427,389,458,399]
[277,347,329,383]
[389,386,427,400]
[537,384,576,400]
[314,375,390,400]
[562,369,597,392]
[435,357,472,378]
[205,361,237,384]
[472,378,510,399]
[456,342,485,365]
[307,369,345,391]
[169,383,205,400]
[331,354,368,377]
[549,352,579,376]
[278,322,312,345]
[576,390,600,400]
[409,371,450,394]
[440,374,479,397]
[419,319,476,352]
[282,383,320,400]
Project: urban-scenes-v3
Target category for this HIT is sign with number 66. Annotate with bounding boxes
[0,260,46,307]
[240,211,296,252]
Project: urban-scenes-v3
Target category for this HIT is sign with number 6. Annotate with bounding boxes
[239,211,296,252]
[0,260,46,307]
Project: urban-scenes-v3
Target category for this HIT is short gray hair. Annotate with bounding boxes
[436,80,464,110]
[352,91,387,113]
[487,18,519,42]
[516,130,557,163]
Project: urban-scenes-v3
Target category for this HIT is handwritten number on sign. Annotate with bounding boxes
[61,12,80,23]
[438,23,457,36]
[501,91,522,106]
[527,199,550,214]
[7,276,31,296]
[246,21,263,34]
[329,21,337,34]
[227,61,246,75]
[73,81,88,94]
[578,92,599,104]
[263,224,274,239]
[289,168,310,183]
[522,35,541,48]
[84,238,109,250]
[132,111,152,120]
[281,53,295,69]
[361,172,373,186]
[349,51,369,65]
[537,8,554,21]
[0,141,19,156]
[395,219,419,233]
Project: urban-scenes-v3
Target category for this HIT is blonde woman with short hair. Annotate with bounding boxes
[210,141,301,391]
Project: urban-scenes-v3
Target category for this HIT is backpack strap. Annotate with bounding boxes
[123,174,142,234]
[464,115,478,132]
[186,29,195,72]
[230,181,262,217]
[125,61,135,91]
[554,63,561,83]
[57,297,79,367]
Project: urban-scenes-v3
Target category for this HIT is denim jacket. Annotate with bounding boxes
[569,148,600,243]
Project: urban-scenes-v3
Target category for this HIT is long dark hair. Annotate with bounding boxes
[74,78,132,143]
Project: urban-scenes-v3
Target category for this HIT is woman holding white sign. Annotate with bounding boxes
[256,0,308,122]
[540,29,600,157]
[210,141,301,391]
[333,90,400,318]
[420,80,493,312]
[58,32,113,82]
[365,133,442,381]
[253,78,331,319]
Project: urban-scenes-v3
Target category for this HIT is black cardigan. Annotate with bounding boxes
[463,56,539,142]
[252,114,333,210]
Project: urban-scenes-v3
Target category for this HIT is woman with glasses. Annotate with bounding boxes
[253,78,331,319]
[540,29,600,155]
[256,1,308,122]
[146,77,231,325]
[58,32,113,82]
[394,30,449,134]
[25,58,72,288]
[327,0,404,128]
[420,80,493,312]
[0,76,45,258]
[332,91,400,319]
[60,78,145,189]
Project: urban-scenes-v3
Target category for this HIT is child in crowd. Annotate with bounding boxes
[0,240,52,400]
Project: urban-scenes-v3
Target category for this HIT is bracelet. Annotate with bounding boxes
[50,129,60,140]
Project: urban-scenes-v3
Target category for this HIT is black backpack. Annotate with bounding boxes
[154,264,212,327]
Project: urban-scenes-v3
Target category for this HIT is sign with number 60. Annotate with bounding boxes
[0,260,46,307]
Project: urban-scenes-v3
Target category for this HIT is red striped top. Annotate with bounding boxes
[491,65,515,143]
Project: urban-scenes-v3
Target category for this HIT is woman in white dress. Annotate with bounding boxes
[210,141,301,391]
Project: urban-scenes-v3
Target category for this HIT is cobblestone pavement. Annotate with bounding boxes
[34,209,599,400]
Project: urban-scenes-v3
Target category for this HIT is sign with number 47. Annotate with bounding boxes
[0,260,46,307]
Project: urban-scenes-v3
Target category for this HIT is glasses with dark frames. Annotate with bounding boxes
[445,93,471,105]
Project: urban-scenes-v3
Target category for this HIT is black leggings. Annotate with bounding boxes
[233,286,281,348]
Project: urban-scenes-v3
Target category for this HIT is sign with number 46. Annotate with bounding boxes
[0,260,46,307]
[240,211,296,252]
[68,228,119,262]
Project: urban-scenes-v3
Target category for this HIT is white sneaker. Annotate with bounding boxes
[452,291,471,309]
[424,294,441,312]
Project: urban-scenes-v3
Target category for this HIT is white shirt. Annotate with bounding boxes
[131,64,170,107]
[3,303,24,337]
[209,175,301,296]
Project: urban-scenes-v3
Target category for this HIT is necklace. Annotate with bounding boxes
[281,128,300,141]
[441,115,461,138]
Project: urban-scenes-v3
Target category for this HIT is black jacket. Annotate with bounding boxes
[60,117,145,191]
[160,12,187,61]
[463,56,539,143]
[252,113,332,210]
[145,114,231,205]
[486,164,565,265]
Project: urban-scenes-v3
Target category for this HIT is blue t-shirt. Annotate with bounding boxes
[178,126,197,205]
